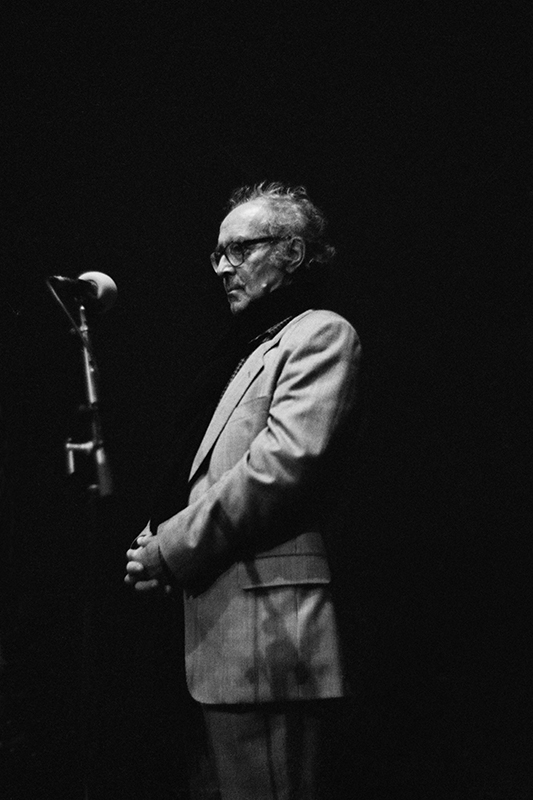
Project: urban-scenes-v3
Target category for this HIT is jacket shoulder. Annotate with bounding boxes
[277,308,359,349]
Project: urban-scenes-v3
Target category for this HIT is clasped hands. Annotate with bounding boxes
[125,529,172,594]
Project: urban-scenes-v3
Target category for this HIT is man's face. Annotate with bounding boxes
[215,200,289,315]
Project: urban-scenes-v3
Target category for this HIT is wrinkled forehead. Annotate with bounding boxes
[218,200,272,244]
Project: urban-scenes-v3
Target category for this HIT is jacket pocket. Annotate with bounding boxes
[238,554,331,590]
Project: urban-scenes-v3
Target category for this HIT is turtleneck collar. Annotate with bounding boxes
[231,281,322,346]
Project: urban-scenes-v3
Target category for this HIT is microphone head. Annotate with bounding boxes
[77,271,118,312]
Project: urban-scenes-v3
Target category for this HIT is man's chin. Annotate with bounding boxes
[227,293,249,315]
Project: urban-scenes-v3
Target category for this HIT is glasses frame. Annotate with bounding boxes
[210,236,289,271]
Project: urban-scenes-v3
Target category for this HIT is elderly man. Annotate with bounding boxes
[126,183,361,799]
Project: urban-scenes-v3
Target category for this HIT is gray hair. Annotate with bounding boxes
[226,182,336,270]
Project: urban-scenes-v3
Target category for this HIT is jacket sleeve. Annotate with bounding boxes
[156,312,361,588]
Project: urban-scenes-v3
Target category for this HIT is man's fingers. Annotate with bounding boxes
[125,560,145,575]
[125,547,167,593]
[124,572,160,590]
[134,578,160,592]
[129,533,153,549]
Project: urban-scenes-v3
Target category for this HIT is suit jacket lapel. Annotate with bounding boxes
[188,338,273,482]
[187,310,313,483]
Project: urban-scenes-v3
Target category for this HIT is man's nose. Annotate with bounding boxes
[214,254,235,276]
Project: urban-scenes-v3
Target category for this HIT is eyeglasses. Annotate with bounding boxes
[210,237,288,271]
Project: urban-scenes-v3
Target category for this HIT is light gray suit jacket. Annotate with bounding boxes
[156,308,361,704]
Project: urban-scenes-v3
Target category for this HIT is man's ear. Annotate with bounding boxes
[284,237,306,274]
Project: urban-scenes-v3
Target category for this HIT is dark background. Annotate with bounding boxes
[1,3,530,798]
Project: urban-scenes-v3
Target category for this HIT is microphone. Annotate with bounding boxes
[49,271,118,312]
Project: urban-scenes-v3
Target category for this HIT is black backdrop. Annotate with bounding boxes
[1,3,530,799]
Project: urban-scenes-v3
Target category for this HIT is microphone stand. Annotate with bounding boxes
[65,304,113,498]
[47,280,115,799]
